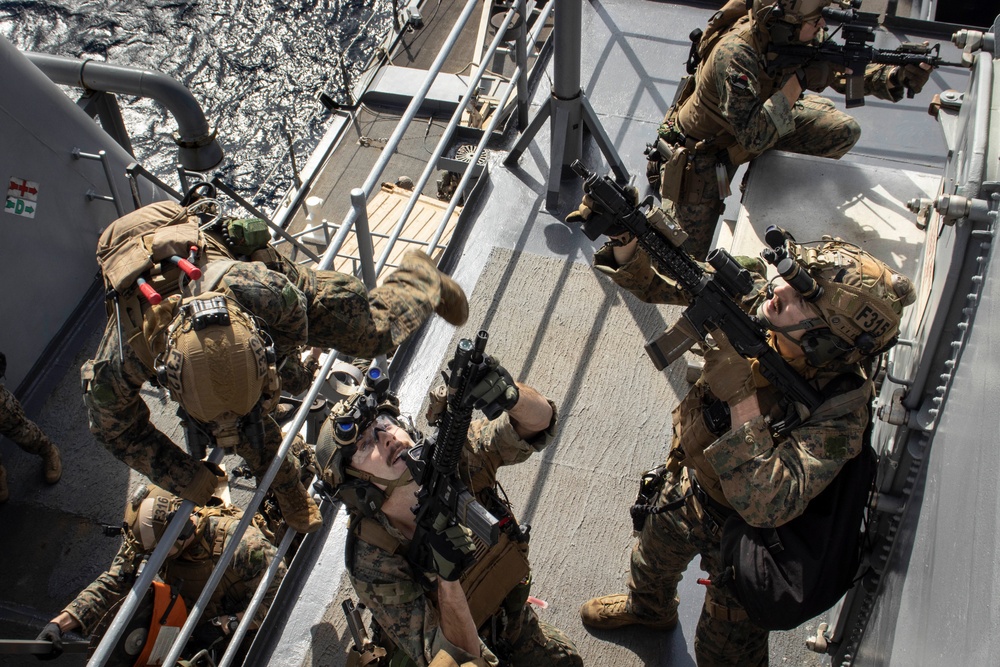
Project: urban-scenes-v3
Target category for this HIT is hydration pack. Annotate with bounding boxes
[719,375,878,631]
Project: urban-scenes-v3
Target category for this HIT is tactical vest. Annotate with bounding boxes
[671,367,874,510]
[96,201,285,372]
[676,15,780,165]
[161,508,246,619]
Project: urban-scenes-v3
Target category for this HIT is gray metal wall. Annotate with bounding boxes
[0,36,158,392]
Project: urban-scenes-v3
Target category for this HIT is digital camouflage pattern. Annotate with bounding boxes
[663,15,905,258]
[82,250,447,499]
[0,383,55,463]
[348,409,583,667]
[64,511,284,635]
[594,247,870,665]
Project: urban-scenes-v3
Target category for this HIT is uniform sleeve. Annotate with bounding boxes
[216,262,310,359]
[702,403,869,527]
[829,63,905,102]
[464,400,559,477]
[349,539,441,667]
[228,524,286,628]
[714,38,796,153]
[593,244,690,305]
[82,320,203,494]
[63,542,142,635]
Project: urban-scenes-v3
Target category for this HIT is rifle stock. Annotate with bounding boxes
[570,160,824,417]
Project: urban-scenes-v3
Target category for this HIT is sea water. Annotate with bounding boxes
[1,0,391,210]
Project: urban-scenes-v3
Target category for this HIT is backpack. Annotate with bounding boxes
[719,376,878,631]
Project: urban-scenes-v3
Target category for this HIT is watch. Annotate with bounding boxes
[211,614,239,635]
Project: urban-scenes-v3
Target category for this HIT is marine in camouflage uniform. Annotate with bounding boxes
[41,491,282,659]
[347,410,581,667]
[579,235,913,665]
[0,351,61,501]
[82,248,464,513]
[646,0,931,259]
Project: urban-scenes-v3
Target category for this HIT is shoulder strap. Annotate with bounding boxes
[807,373,874,425]
[352,516,404,555]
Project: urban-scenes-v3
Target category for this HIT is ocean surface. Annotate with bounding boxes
[1,0,391,211]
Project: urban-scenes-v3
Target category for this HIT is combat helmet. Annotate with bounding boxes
[315,367,415,518]
[759,229,916,367]
[123,484,194,552]
[155,292,280,448]
[751,0,845,44]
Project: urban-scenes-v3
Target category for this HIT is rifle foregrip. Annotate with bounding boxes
[457,489,500,546]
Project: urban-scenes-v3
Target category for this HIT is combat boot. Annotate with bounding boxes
[436,272,468,326]
[0,465,8,503]
[579,594,678,631]
[272,482,323,534]
[42,444,62,484]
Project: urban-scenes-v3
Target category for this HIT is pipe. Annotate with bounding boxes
[25,52,224,172]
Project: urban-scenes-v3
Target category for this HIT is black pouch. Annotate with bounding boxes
[630,464,669,531]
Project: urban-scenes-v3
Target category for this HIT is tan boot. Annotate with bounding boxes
[0,465,8,503]
[272,482,323,534]
[42,444,62,485]
[579,594,678,631]
[436,272,469,326]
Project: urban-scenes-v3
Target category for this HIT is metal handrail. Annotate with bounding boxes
[88,1,552,663]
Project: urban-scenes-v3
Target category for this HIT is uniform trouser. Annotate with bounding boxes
[666,95,862,260]
[305,250,442,358]
[628,471,769,667]
[0,384,53,465]
[487,602,582,667]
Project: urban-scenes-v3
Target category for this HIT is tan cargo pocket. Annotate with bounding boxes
[659,145,689,203]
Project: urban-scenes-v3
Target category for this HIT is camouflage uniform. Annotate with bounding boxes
[64,509,284,635]
[82,251,446,500]
[593,245,869,666]
[661,13,907,258]
[348,408,583,667]
[0,383,55,463]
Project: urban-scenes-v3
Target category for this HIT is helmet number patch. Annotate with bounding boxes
[855,305,891,338]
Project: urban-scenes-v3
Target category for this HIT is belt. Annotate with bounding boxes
[689,471,736,525]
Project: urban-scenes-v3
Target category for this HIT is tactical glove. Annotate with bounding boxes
[894,63,932,95]
[701,330,756,405]
[467,355,519,420]
[34,623,63,662]
[177,461,226,505]
[428,514,476,581]
[564,186,638,239]
[795,61,837,92]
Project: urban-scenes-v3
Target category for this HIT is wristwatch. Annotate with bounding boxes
[211,614,239,635]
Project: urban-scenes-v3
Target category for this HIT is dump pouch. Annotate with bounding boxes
[460,532,530,628]
[659,145,690,204]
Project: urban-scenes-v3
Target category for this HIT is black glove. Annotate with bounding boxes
[467,355,519,420]
[795,61,837,92]
[34,623,63,662]
[895,63,932,95]
[564,185,638,238]
[427,514,476,581]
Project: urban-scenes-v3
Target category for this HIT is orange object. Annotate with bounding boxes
[133,581,188,667]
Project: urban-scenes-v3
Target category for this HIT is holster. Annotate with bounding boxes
[658,143,690,204]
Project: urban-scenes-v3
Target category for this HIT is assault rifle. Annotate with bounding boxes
[768,3,964,108]
[404,331,501,570]
[570,161,824,423]
[342,599,387,666]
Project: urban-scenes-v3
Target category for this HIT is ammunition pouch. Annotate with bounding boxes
[460,532,530,628]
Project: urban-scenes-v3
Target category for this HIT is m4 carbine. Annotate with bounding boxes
[767,3,965,108]
[403,331,501,573]
[570,161,824,427]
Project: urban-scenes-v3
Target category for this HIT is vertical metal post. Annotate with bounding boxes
[97,150,126,216]
[504,0,627,208]
[350,188,387,370]
[176,163,190,196]
[514,0,530,129]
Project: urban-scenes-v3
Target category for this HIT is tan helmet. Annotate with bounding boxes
[775,238,916,366]
[752,0,836,24]
[315,367,414,517]
[156,292,280,444]
[123,484,191,552]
